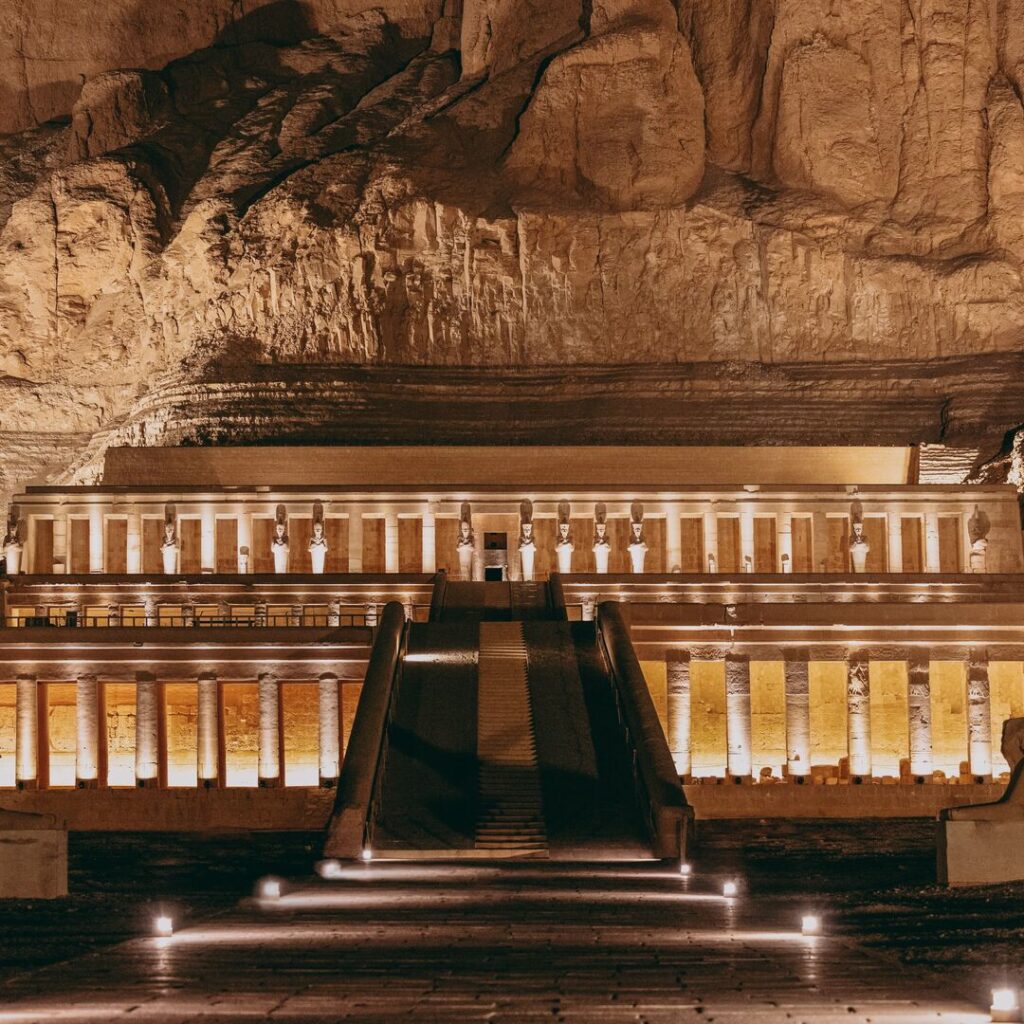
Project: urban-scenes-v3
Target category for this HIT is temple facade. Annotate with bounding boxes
[1,444,1023,825]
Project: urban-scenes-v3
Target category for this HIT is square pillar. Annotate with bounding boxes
[197,672,219,787]
[76,673,100,787]
[887,511,903,573]
[200,506,216,574]
[907,655,932,778]
[258,671,281,787]
[52,515,68,574]
[125,512,142,574]
[725,655,752,779]
[783,654,810,777]
[15,673,38,788]
[384,513,399,573]
[924,512,941,573]
[739,510,755,574]
[967,650,992,778]
[846,653,871,779]
[777,513,793,573]
[703,511,718,572]
[665,506,682,573]
[24,516,36,573]
[318,672,340,785]
[135,672,160,786]
[237,512,252,573]
[421,512,436,573]
[348,512,363,573]
[666,654,691,776]
[88,507,104,574]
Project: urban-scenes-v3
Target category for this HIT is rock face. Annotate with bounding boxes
[3,0,1024,500]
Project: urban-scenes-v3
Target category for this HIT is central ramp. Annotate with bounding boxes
[475,623,547,857]
[325,583,689,862]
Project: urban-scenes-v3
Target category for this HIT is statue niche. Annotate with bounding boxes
[271,504,289,574]
[456,502,475,580]
[593,502,610,575]
[555,500,573,574]
[309,501,328,574]
[628,501,647,574]
[160,504,179,575]
[518,499,536,582]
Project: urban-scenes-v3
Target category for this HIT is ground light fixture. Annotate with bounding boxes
[801,914,821,936]
[154,915,173,938]
[722,880,738,898]
[361,848,373,862]
[259,877,282,900]
[991,987,1021,1023]
[317,859,344,879]
[679,863,692,876]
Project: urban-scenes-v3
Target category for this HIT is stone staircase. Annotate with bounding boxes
[475,622,548,857]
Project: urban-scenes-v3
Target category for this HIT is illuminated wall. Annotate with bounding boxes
[990,662,1024,773]
[165,682,198,787]
[808,662,847,767]
[750,661,786,777]
[0,683,14,787]
[930,662,968,776]
[282,683,319,786]
[222,683,258,786]
[47,683,77,787]
[690,661,728,777]
[867,661,909,777]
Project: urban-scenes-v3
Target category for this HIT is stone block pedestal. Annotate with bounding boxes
[937,818,1024,886]
[0,810,68,898]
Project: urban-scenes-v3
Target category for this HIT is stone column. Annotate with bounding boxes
[197,672,219,786]
[365,603,379,627]
[88,507,104,573]
[665,507,682,573]
[666,655,691,776]
[725,655,752,779]
[76,673,100,787]
[384,513,399,573]
[200,506,216,574]
[846,653,871,778]
[52,515,68,574]
[135,672,160,786]
[924,512,941,573]
[581,597,596,622]
[778,513,793,573]
[258,671,281,787]
[887,511,903,573]
[15,673,38,787]
[237,512,252,573]
[421,512,436,573]
[703,511,718,572]
[907,655,932,778]
[126,513,142,574]
[144,597,157,627]
[348,512,363,573]
[783,654,810,778]
[318,672,340,785]
[967,649,992,778]
[739,510,755,574]
[328,600,341,627]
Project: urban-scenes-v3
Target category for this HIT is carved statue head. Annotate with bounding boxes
[458,502,474,546]
[969,505,991,545]
[273,504,288,544]
[558,521,571,543]
[3,507,19,546]
[274,521,287,541]
[631,521,644,543]
[162,504,177,545]
[521,521,534,543]
[312,521,324,540]
[594,502,608,545]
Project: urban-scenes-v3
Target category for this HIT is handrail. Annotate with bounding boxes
[428,569,448,622]
[323,602,407,859]
[547,573,568,621]
[596,600,691,861]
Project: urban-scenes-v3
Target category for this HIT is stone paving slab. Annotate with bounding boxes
[0,862,992,1023]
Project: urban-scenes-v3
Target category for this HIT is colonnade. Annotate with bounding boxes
[10,670,345,789]
[663,650,998,781]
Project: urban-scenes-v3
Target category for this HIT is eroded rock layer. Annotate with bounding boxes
[3,0,1024,499]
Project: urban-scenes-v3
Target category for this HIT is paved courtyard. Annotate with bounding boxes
[0,856,1000,1023]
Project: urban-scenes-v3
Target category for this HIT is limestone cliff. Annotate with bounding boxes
[3,0,1024,500]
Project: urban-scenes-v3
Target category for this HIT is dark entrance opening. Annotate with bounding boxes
[484,566,504,582]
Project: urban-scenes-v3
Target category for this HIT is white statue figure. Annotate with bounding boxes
[518,500,536,582]
[3,509,22,576]
[555,500,573,574]
[708,552,717,573]
[848,500,870,573]
[309,501,328,574]
[271,504,289,574]
[627,501,647,574]
[969,505,990,574]
[593,502,611,574]
[456,502,475,580]
[160,506,179,575]
[238,545,250,574]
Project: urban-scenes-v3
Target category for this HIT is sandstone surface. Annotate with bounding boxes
[3,0,1024,501]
